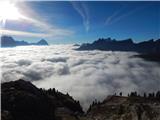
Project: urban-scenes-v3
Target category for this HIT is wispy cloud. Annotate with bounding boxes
[105,6,147,26]
[2,16,74,38]
[0,29,50,37]
[105,9,122,26]
[1,1,74,38]
[71,2,90,32]
[21,16,74,37]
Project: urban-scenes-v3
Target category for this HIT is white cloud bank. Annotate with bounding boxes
[1,45,160,110]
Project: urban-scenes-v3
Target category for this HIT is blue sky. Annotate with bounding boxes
[3,1,160,44]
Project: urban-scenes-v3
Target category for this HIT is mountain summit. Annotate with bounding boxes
[36,39,49,46]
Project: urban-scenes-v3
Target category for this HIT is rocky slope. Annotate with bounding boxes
[1,80,160,120]
[84,95,160,120]
[1,79,83,120]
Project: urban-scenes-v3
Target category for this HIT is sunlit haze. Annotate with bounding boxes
[0,1,22,24]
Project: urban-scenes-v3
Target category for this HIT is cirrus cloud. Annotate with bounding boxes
[71,1,90,32]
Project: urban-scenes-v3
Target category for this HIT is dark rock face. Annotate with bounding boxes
[1,36,49,47]
[1,80,55,120]
[77,38,160,54]
[1,80,83,120]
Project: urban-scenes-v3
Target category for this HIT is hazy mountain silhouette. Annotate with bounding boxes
[1,36,17,47]
[36,39,49,46]
[1,36,48,47]
[77,38,160,54]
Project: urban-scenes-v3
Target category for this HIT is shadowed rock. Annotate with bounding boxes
[1,79,83,120]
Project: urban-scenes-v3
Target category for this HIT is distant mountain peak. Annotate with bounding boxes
[1,35,13,40]
[1,36,49,47]
[1,36,16,47]
[37,39,48,45]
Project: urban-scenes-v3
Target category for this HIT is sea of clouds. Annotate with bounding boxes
[1,45,160,110]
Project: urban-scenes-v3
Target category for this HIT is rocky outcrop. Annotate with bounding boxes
[85,95,160,120]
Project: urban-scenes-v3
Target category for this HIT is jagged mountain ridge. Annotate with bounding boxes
[1,36,48,47]
[77,38,160,54]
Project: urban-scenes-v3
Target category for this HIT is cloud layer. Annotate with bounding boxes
[1,45,160,110]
